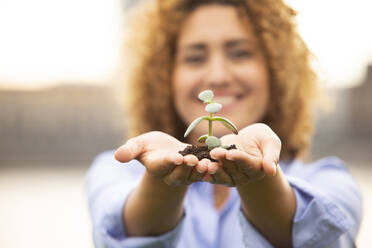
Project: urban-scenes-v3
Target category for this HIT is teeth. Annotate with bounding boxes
[213,96,237,105]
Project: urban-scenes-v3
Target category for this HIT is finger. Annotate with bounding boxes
[225,149,262,175]
[210,149,238,186]
[212,164,234,186]
[188,167,204,183]
[163,163,192,186]
[261,137,281,176]
[184,155,204,184]
[114,137,145,163]
[210,147,227,161]
[222,158,248,185]
[207,162,219,175]
[183,154,198,167]
[196,158,209,173]
[171,152,184,165]
[146,151,183,176]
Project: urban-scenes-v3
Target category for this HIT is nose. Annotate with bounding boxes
[204,53,232,89]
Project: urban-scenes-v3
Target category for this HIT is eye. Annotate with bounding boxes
[229,50,253,59]
[183,55,206,64]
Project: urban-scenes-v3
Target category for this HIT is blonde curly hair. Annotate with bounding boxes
[121,0,318,160]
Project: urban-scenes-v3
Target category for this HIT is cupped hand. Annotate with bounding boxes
[203,123,281,187]
[114,131,208,186]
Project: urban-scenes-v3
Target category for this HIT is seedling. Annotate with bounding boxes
[184,90,238,149]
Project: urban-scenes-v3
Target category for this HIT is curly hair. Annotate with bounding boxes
[121,0,318,160]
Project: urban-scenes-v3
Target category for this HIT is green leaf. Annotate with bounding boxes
[205,102,222,114]
[198,90,214,103]
[198,134,208,143]
[184,116,210,137]
[212,116,238,134]
[205,136,221,149]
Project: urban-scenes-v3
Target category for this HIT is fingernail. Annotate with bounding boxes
[187,163,195,167]
[272,162,277,176]
[175,159,183,165]
[225,153,233,161]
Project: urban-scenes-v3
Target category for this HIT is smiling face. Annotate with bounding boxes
[172,4,270,143]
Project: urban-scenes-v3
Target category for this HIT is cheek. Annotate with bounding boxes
[254,67,270,120]
[172,65,205,102]
[251,65,269,109]
[235,62,270,118]
[172,68,190,103]
[171,68,196,120]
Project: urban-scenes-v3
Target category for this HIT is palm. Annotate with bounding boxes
[137,132,186,175]
[236,125,272,158]
[206,124,281,186]
[220,132,263,159]
[115,131,187,177]
[115,131,208,186]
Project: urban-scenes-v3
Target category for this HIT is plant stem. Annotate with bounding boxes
[208,113,213,136]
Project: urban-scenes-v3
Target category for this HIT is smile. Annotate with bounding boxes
[197,91,248,112]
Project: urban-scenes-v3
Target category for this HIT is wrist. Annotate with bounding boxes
[236,167,288,200]
[142,171,189,196]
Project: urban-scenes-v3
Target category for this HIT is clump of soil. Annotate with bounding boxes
[179,145,237,162]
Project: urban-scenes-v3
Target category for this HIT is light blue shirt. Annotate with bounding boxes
[85,150,362,248]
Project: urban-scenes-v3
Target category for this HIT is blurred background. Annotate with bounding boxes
[0,0,371,247]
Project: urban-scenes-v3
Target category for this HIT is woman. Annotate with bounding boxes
[85,0,362,247]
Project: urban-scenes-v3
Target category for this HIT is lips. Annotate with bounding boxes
[191,87,251,113]
[213,95,240,105]
[191,91,245,114]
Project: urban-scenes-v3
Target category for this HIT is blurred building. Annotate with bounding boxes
[0,84,125,166]
[310,65,372,163]
[349,65,372,138]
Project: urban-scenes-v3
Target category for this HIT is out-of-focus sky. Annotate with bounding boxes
[0,0,371,90]
[0,0,122,89]
[286,0,372,88]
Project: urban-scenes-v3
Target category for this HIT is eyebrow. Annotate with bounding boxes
[181,43,206,52]
[180,38,256,52]
[225,39,256,48]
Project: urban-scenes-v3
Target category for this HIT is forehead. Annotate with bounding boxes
[177,4,256,47]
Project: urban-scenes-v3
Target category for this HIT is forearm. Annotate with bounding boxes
[237,166,296,248]
[123,171,188,237]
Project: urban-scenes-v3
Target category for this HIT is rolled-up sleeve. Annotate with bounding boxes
[287,157,362,248]
[85,151,185,248]
[237,157,362,248]
[238,209,275,248]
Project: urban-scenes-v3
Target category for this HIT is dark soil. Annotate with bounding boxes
[179,145,237,162]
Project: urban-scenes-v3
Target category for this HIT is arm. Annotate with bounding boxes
[114,131,207,237]
[236,166,296,248]
[286,157,362,248]
[206,124,361,247]
[86,132,208,248]
[123,172,188,236]
[205,123,295,247]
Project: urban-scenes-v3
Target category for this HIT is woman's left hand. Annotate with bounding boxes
[203,123,281,187]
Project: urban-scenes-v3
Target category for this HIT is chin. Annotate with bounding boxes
[213,125,234,137]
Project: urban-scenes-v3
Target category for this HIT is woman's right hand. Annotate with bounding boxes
[114,131,207,186]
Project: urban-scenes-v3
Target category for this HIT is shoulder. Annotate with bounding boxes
[91,150,145,172]
[282,156,350,179]
[86,150,145,186]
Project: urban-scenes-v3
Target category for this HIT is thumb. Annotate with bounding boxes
[261,136,281,176]
[114,137,145,163]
